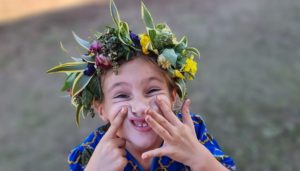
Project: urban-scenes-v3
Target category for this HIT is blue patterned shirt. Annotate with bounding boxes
[68,113,236,171]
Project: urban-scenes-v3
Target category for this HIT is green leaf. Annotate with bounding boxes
[88,76,101,98]
[175,79,187,100]
[110,0,121,27]
[72,72,94,96]
[179,36,188,46]
[71,57,83,62]
[47,62,87,73]
[75,103,83,127]
[82,106,90,119]
[82,89,93,108]
[61,72,77,91]
[148,29,156,42]
[187,72,195,80]
[141,1,154,29]
[155,23,171,32]
[187,47,200,57]
[81,55,95,63]
[72,31,90,50]
[60,41,69,54]
[118,22,134,47]
[162,48,178,66]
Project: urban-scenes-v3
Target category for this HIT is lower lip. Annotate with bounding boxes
[131,121,152,132]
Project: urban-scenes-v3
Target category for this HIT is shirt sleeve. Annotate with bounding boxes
[191,114,237,171]
[68,128,105,171]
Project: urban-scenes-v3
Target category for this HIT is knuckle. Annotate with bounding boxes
[116,158,127,167]
[161,119,168,125]
[160,129,167,135]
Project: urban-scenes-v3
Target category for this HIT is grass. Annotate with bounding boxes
[0,0,299,170]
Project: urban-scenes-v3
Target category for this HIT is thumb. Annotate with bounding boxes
[142,148,166,159]
[103,107,128,140]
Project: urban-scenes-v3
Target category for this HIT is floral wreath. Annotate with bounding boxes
[47,0,200,126]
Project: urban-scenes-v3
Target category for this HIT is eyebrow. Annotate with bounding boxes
[107,82,130,93]
[107,76,164,93]
[144,76,164,84]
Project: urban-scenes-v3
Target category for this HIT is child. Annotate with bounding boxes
[48,1,236,171]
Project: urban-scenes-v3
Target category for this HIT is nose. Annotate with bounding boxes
[130,97,152,116]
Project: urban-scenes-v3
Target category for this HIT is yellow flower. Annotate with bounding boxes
[174,70,185,79]
[183,57,197,77]
[139,33,151,54]
[157,54,171,69]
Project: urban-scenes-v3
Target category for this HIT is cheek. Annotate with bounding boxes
[150,95,173,112]
[104,102,129,122]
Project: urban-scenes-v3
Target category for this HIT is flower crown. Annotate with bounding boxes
[47,0,200,126]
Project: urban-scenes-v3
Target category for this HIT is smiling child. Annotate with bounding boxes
[48,1,236,171]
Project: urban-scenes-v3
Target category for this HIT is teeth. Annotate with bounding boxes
[133,121,148,127]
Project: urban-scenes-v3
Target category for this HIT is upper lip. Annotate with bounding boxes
[129,117,146,122]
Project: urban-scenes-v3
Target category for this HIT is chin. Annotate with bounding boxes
[130,135,159,151]
[125,129,162,152]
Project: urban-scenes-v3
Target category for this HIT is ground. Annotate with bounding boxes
[0,0,299,170]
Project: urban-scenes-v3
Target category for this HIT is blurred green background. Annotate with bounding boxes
[0,0,299,170]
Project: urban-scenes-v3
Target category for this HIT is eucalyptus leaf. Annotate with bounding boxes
[141,2,154,29]
[47,62,87,73]
[72,72,94,96]
[110,0,121,27]
[162,48,178,66]
[72,31,91,50]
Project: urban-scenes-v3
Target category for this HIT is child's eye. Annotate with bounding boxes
[147,88,160,94]
[113,94,129,99]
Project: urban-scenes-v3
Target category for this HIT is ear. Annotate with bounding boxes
[170,88,177,104]
[92,99,109,123]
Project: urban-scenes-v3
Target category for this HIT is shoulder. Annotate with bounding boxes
[68,125,108,171]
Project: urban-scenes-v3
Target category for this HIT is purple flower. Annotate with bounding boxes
[130,31,140,48]
[89,41,102,53]
[95,54,111,69]
[83,63,96,76]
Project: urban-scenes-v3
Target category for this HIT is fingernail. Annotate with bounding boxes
[186,99,191,106]
[156,96,162,103]
[142,153,147,159]
[145,115,151,122]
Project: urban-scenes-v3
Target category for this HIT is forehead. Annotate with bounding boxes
[102,57,167,89]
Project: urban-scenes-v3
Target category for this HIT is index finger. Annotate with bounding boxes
[156,96,181,126]
[103,107,128,140]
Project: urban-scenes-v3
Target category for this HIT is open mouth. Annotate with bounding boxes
[130,119,151,132]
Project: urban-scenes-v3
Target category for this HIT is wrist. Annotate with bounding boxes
[186,143,219,171]
[185,143,209,170]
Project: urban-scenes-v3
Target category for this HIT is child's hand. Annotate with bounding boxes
[142,97,218,170]
[85,107,128,171]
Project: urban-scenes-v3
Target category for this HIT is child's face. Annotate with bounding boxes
[99,57,176,151]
